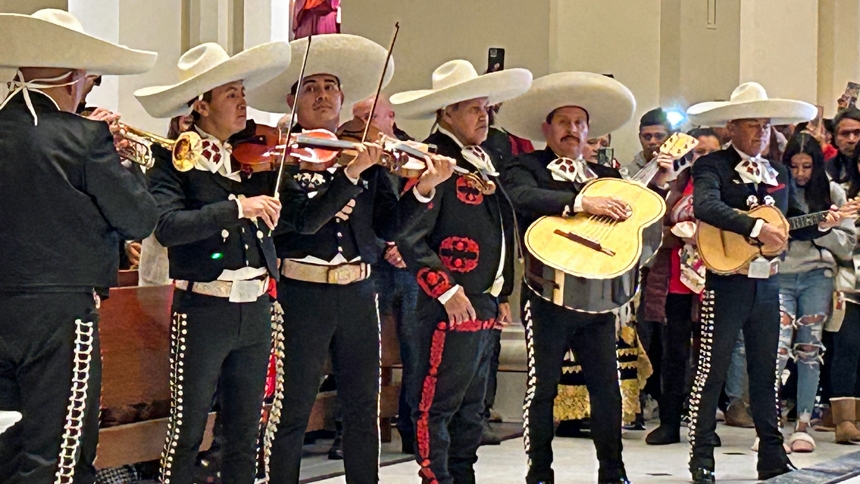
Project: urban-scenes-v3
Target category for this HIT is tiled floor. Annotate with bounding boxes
[315,424,860,483]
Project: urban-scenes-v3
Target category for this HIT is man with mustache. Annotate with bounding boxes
[390,59,531,484]
[136,40,293,484]
[685,82,844,483]
[499,72,673,484]
[246,34,454,483]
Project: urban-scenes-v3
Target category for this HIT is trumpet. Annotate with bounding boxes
[116,123,202,172]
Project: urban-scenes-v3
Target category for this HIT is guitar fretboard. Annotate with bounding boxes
[788,211,828,231]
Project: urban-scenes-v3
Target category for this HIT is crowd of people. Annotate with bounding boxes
[5,8,860,484]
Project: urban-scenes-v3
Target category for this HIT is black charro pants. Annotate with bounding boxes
[523,294,624,483]
[659,293,696,428]
[0,291,100,484]
[270,278,380,484]
[408,292,497,484]
[160,290,272,484]
[688,274,788,474]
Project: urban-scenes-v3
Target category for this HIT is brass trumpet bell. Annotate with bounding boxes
[117,123,202,172]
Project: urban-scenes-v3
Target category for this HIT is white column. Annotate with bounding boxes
[243,0,291,126]
[68,0,119,111]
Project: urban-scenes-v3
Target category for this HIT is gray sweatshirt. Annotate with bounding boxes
[779,182,855,274]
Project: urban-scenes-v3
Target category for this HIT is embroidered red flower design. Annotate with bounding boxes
[439,236,480,273]
[456,176,483,205]
[416,268,453,298]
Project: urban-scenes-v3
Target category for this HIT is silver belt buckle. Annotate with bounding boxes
[328,264,360,285]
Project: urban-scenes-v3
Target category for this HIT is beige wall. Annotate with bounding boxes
[818,0,860,118]
[341,0,551,140]
[0,0,66,13]
[550,0,662,163]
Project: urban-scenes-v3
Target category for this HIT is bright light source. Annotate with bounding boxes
[666,110,686,129]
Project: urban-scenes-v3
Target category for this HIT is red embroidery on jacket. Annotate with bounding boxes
[766,183,786,194]
[456,176,483,205]
[439,237,480,273]
[452,318,496,332]
[416,268,453,298]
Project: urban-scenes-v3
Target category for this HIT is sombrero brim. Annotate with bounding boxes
[0,411,21,435]
[390,68,532,120]
[246,34,394,115]
[496,72,636,141]
[0,14,156,75]
[687,99,817,126]
[134,42,291,119]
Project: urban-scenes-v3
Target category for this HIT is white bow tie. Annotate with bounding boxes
[461,146,498,176]
[548,157,596,184]
[736,156,778,186]
[196,137,241,182]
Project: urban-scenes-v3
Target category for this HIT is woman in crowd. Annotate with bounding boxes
[643,128,722,445]
[776,133,855,451]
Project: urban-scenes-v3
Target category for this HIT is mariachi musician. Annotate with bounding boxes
[684,83,846,483]
[246,33,454,483]
[135,41,292,484]
[0,9,158,484]
[499,72,673,484]
[390,60,531,484]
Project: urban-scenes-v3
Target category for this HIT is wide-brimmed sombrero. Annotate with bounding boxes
[246,34,393,115]
[135,41,291,119]
[0,9,156,75]
[496,72,636,141]
[390,60,532,120]
[687,82,817,126]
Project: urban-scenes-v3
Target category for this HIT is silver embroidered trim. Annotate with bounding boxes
[160,312,188,483]
[54,318,95,484]
[688,289,715,460]
[260,301,286,479]
[522,301,537,465]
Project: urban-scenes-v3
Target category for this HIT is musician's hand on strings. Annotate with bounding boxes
[344,142,382,179]
[819,204,848,230]
[651,152,676,187]
[335,199,356,222]
[757,222,787,247]
[581,196,631,220]
[383,243,406,269]
[443,287,477,327]
[494,302,512,330]
[240,195,282,230]
[125,241,142,269]
[416,154,456,197]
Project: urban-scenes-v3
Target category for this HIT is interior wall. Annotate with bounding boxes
[0,0,66,13]
[550,0,662,163]
[738,0,818,104]
[818,0,860,118]
[341,0,551,140]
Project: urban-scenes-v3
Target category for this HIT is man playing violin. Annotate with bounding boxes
[135,41,293,484]
[499,72,674,484]
[247,34,455,484]
[0,10,158,484]
[390,60,531,484]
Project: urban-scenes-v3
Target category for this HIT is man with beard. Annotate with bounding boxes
[247,34,455,483]
[499,72,672,484]
[390,59,531,484]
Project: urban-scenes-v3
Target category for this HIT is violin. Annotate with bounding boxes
[231,123,356,174]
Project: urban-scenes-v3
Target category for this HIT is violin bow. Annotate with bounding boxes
[361,22,400,143]
[273,34,313,199]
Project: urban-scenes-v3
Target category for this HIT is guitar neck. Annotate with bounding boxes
[788,210,828,231]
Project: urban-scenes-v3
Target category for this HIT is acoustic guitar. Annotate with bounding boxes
[525,133,698,313]
[697,201,860,275]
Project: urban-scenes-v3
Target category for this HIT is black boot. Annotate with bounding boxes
[398,428,415,454]
[690,467,715,484]
[647,392,683,445]
[598,464,631,484]
[327,422,344,460]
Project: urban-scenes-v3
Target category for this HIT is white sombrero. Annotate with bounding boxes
[687,82,817,126]
[0,9,156,75]
[135,41,291,119]
[390,60,532,120]
[0,411,21,435]
[496,72,636,141]
[246,34,394,114]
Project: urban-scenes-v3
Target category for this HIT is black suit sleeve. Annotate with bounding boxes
[148,147,241,247]
[692,156,757,236]
[83,123,158,241]
[397,186,459,300]
[503,157,575,216]
[275,169,365,235]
